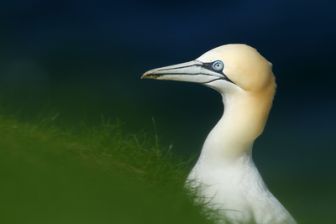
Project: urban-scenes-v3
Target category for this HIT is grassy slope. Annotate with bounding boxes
[0,114,213,224]
[0,100,334,224]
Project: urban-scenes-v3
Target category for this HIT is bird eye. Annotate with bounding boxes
[212,60,224,72]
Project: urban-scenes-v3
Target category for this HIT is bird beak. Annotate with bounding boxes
[141,60,223,84]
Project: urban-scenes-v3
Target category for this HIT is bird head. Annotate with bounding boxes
[142,44,275,96]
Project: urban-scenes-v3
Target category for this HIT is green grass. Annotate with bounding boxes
[0,114,213,224]
[0,99,335,224]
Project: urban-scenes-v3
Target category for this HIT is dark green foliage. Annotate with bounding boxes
[0,115,213,224]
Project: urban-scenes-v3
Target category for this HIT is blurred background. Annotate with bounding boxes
[0,0,335,222]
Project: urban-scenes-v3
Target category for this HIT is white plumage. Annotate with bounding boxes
[142,44,296,224]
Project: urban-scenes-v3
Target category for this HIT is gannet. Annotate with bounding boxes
[142,44,296,224]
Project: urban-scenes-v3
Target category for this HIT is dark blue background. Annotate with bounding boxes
[0,1,335,218]
[1,0,335,148]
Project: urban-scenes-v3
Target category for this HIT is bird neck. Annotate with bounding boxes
[199,85,275,165]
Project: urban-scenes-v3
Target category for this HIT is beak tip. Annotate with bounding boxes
[141,70,158,80]
[141,72,148,79]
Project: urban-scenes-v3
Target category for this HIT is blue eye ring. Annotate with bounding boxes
[212,60,224,71]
